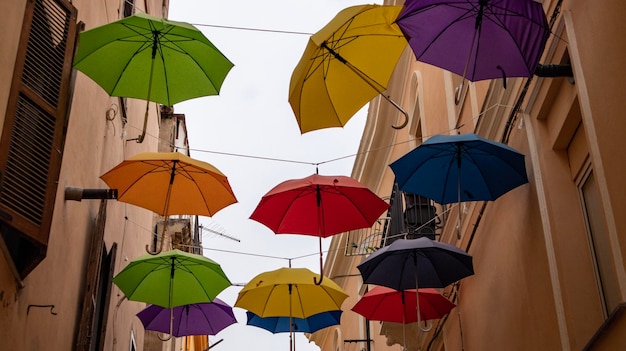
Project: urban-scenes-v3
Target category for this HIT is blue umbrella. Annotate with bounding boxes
[390,133,528,205]
[246,310,342,334]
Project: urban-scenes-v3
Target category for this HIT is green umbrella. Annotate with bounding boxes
[113,249,231,308]
[73,12,233,142]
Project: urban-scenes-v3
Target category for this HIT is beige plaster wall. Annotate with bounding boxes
[0,0,168,350]
[320,1,626,351]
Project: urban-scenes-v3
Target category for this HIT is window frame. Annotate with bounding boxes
[577,162,620,317]
[0,0,78,279]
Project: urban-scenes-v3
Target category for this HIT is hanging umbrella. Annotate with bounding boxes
[357,237,473,325]
[137,299,237,337]
[235,267,348,351]
[390,133,528,205]
[73,12,233,142]
[113,249,231,308]
[357,237,474,291]
[246,310,342,334]
[249,174,389,284]
[113,249,231,340]
[289,4,409,133]
[390,133,528,236]
[101,151,237,254]
[395,0,549,95]
[352,286,455,323]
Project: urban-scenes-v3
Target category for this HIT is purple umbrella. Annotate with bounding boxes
[396,0,549,85]
[137,299,237,337]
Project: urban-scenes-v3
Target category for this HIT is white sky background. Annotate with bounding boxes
[168,1,381,350]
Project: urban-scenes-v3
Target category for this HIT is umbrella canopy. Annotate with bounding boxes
[74,12,233,106]
[101,152,237,216]
[113,249,231,308]
[73,12,233,142]
[357,237,474,291]
[137,299,237,337]
[101,152,237,253]
[246,310,342,334]
[250,174,389,237]
[289,4,408,133]
[235,267,348,319]
[352,286,455,323]
[390,133,528,205]
[249,174,389,283]
[395,0,549,83]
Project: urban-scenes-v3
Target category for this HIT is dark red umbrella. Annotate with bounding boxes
[351,286,455,323]
[250,174,390,284]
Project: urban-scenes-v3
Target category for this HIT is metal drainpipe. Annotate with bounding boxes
[474,0,564,248]
[366,318,372,351]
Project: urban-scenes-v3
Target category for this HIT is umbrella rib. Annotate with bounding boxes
[292,285,307,318]
[119,257,171,299]
[102,21,163,95]
[271,187,317,233]
[172,257,222,304]
[330,186,377,232]
[398,4,475,61]
[461,143,526,199]
[113,160,171,198]
[482,3,546,73]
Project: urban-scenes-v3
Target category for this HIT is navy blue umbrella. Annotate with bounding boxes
[245,310,342,334]
[390,133,528,205]
[357,237,474,291]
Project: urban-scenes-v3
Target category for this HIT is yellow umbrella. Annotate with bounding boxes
[235,267,348,351]
[101,152,237,253]
[235,267,348,318]
[289,4,408,134]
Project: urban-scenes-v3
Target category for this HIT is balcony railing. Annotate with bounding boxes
[344,187,445,256]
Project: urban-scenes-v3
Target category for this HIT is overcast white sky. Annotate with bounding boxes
[167,1,381,350]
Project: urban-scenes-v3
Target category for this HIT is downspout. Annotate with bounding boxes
[502,0,563,144]
[472,0,564,247]
[366,317,372,351]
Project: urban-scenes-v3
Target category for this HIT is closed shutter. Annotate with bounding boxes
[0,0,77,278]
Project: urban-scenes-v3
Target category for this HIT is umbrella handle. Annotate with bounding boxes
[384,96,408,130]
[419,319,433,332]
[134,55,156,143]
[314,237,324,285]
[145,243,163,255]
[157,333,173,341]
[145,218,168,255]
[323,41,408,130]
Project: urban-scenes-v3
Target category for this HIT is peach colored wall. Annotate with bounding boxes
[0,1,168,350]
[321,1,626,351]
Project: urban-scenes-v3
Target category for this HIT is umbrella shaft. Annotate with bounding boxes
[151,31,159,59]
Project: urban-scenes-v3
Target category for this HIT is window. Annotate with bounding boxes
[408,71,424,139]
[0,0,77,278]
[579,167,620,316]
[122,0,136,18]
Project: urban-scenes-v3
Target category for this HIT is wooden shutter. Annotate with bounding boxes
[0,0,77,277]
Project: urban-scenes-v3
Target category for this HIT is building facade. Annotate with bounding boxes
[316,0,626,350]
[0,1,204,350]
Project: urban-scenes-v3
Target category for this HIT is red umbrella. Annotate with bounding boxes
[351,286,455,324]
[250,174,389,284]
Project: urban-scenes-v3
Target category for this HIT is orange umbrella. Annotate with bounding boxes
[101,152,237,253]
